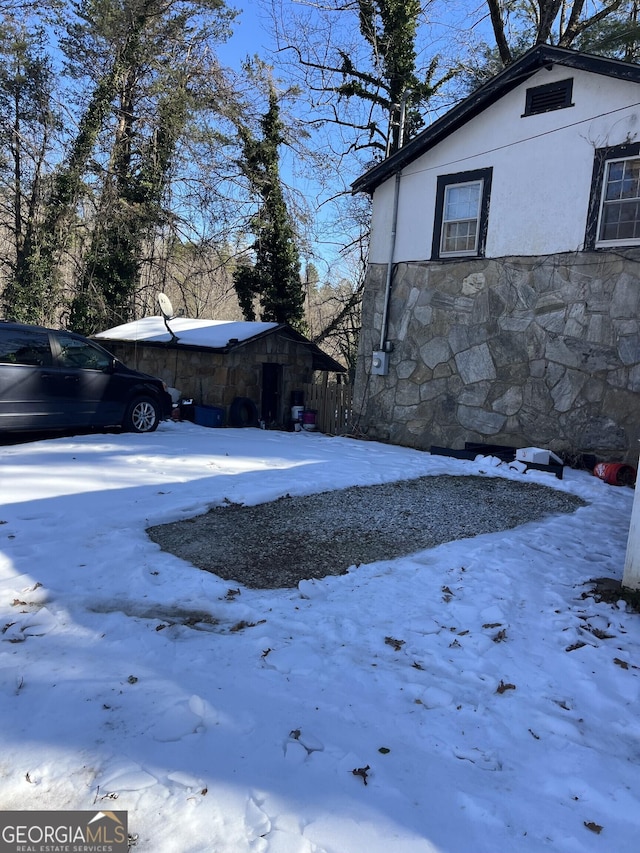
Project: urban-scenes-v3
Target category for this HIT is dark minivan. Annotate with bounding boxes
[0,321,172,434]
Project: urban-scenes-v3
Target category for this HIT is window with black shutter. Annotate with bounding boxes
[431,168,493,260]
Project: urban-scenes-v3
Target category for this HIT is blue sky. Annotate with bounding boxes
[216,5,275,69]
[209,3,492,276]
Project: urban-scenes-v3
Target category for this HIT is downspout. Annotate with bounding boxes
[378,91,412,357]
[379,169,401,353]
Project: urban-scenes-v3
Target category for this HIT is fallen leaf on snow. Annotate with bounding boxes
[351,765,370,785]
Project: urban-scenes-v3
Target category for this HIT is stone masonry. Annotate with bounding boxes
[354,251,640,463]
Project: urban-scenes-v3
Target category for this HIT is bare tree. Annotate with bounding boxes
[485,0,632,67]
[0,18,61,322]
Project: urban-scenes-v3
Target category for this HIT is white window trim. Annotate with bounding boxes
[595,155,640,248]
[439,179,484,258]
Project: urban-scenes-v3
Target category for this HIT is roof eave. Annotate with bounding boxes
[352,44,640,195]
[310,349,347,373]
[261,324,347,372]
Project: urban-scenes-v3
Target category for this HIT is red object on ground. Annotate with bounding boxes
[593,462,637,486]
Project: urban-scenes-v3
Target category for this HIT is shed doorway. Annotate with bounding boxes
[262,363,282,425]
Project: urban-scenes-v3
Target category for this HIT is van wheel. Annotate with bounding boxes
[124,396,160,433]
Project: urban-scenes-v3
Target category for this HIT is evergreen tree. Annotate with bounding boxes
[339,0,438,152]
[233,84,305,330]
[5,4,158,325]
[62,0,234,333]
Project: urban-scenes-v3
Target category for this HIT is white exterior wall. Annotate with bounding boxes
[369,67,640,264]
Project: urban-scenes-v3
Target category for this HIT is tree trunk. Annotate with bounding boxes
[486,0,513,64]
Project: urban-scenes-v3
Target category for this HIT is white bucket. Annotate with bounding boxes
[291,405,304,423]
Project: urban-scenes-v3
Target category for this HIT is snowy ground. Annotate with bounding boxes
[0,422,638,853]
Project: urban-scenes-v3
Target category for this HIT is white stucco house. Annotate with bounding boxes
[352,44,640,462]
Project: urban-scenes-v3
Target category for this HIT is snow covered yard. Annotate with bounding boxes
[0,422,638,853]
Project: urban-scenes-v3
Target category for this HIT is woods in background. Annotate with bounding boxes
[1,0,638,376]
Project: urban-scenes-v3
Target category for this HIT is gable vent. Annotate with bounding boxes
[523,78,573,116]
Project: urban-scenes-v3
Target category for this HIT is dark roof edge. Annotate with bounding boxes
[352,45,640,195]
[94,337,228,355]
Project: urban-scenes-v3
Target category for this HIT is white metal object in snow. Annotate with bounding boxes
[516,447,563,466]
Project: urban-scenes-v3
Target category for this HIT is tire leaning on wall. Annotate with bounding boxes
[229,397,260,428]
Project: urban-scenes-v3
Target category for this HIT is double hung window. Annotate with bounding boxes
[441,181,483,255]
[597,156,640,244]
[432,168,492,260]
[585,142,640,249]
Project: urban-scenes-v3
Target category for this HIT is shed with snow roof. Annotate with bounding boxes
[94,317,345,428]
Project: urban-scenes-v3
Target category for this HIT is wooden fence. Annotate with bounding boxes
[301,382,353,435]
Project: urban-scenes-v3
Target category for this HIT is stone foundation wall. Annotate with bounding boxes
[354,251,640,462]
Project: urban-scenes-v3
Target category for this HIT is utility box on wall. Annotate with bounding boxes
[371,350,389,376]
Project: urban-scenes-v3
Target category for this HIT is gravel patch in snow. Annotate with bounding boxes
[146,475,586,589]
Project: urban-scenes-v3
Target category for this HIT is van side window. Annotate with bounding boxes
[0,329,52,366]
[54,333,112,370]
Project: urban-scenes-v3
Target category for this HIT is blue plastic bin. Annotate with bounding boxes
[194,405,225,428]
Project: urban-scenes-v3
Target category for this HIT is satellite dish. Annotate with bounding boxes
[157,292,179,343]
[157,292,174,319]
